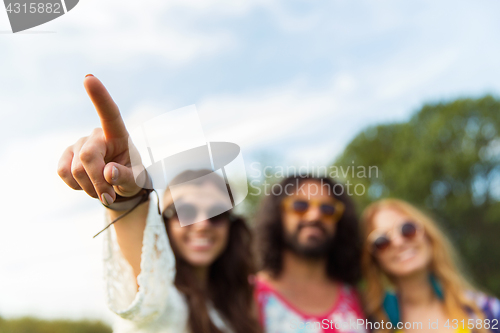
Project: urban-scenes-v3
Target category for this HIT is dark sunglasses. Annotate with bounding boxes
[282,197,345,223]
[368,220,422,253]
[162,203,232,226]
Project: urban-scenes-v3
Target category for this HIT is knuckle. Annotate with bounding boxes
[71,164,86,178]
[57,165,69,179]
[64,145,74,154]
[79,148,96,164]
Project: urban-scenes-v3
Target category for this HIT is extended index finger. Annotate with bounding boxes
[84,75,128,140]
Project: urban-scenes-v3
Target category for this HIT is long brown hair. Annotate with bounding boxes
[163,169,261,333]
[361,199,486,331]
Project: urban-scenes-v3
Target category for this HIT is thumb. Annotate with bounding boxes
[104,162,142,197]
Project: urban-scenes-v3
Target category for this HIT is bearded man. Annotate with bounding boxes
[254,175,367,333]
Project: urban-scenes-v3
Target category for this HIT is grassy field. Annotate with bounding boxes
[0,316,112,333]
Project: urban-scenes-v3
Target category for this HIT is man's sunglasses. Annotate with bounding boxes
[162,203,232,226]
[281,197,345,223]
[368,220,422,253]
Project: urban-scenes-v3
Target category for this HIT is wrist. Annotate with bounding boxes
[103,188,152,211]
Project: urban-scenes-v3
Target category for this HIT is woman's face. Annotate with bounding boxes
[166,183,231,267]
[370,208,433,278]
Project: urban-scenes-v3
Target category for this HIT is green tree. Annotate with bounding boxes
[334,95,500,296]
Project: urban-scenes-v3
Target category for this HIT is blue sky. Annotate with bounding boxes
[1,0,500,323]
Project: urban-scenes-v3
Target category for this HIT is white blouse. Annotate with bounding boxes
[102,194,232,333]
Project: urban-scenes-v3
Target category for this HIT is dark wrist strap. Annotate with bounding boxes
[93,189,161,238]
[104,189,153,211]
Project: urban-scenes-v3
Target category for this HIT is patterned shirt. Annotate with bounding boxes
[255,277,367,333]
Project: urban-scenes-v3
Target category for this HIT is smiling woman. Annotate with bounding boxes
[360,199,500,333]
[160,170,259,333]
[100,169,260,333]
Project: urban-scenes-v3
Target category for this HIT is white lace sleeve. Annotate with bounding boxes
[102,193,190,333]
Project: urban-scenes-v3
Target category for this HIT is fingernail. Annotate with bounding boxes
[112,166,118,181]
[101,193,114,206]
[85,74,94,78]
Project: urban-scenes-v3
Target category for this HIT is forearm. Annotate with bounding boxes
[107,199,150,281]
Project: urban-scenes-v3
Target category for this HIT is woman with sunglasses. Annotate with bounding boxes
[360,199,499,333]
[58,76,260,333]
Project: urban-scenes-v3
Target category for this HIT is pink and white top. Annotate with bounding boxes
[255,277,368,333]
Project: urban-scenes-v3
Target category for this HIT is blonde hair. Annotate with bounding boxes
[360,198,485,330]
